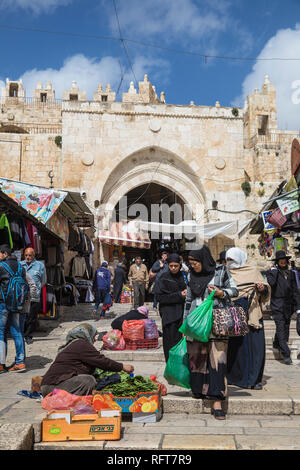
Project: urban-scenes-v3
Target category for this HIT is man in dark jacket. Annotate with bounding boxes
[265,250,300,365]
[113,263,126,303]
[92,261,111,319]
[0,245,28,373]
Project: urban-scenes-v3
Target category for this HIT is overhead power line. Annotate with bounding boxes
[1,23,300,62]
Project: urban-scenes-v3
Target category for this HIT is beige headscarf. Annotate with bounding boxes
[226,248,270,329]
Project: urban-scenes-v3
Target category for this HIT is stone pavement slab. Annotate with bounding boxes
[0,423,33,450]
[162,434,236,450]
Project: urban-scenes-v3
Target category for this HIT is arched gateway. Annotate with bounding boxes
[97,146,207,264]
[100,146,206,223]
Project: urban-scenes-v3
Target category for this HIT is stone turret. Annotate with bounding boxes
[2,79,26,102]
[243,74,278,141]
[33,81,55,102]
[62,81,86,101]
[93,83,116,102]
[122,75,163,104]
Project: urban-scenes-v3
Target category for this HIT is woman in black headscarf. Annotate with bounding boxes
[183,246,238,419]
[154,254,187,362]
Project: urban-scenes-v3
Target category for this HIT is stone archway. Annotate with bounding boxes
[100,146,206,226]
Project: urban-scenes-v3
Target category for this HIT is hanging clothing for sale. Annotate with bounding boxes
[0,214,13,248]
[71,255,90,279]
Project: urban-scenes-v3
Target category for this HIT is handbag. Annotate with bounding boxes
[266,208,287,229]
[212,304,249,337]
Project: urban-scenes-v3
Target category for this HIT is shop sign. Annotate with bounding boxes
[262,210,275,231]
[277,196,300,216]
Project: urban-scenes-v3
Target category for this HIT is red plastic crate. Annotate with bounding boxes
[125,337,159,350]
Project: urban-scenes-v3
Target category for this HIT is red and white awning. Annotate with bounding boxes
[99,221,151,249]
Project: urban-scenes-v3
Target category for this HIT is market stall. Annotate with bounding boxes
[239,138,300,263]
[0,177,94,315]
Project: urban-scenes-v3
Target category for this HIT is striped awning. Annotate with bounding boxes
[99,221,151,249]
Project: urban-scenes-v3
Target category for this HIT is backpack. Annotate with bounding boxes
[0,261,29,312]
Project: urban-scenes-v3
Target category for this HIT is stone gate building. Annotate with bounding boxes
[0,74,298,262]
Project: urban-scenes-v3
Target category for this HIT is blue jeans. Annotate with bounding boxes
[0,303,25,365]
[94,289,111,317]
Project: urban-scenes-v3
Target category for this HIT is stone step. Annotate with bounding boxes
[103,344,299,362]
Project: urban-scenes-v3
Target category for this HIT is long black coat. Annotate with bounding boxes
[264,267,300,316]
[113,266,126,302]
[154,271,186,327]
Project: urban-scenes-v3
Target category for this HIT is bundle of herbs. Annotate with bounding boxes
[94,369,158,397]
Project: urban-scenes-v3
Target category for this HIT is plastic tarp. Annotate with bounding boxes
[136,219,246,239]
[0,178,67,224]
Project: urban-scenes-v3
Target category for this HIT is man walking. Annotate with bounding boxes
[265,250,300,365]
[113,263,126,303]
[93,261,112,319]
[21,247,45,345]
[0,245,28,373]
[128,256,149,309]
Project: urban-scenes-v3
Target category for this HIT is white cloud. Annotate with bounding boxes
[108,0,229,43]
[234,26,300,131]
[0,0,71,14]
[16,53,170,100]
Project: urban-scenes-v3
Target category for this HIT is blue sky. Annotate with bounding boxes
[1,0,300,129]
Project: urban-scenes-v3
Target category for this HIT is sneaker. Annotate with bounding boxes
[8,363,26,372]
[0,365,7,374]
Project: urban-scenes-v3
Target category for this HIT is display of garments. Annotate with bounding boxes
[47,246,57,267]
[71,256,89,278]
[0,214,13,248]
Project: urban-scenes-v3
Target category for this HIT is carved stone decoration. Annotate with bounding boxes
[81,154,94,166]
[149,118,161,133]
[215,158,226,170]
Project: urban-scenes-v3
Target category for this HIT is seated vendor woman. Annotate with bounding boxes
[111,306,149,331]
[41,323,134,397]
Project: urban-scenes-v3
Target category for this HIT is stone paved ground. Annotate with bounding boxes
[1,302,300,450]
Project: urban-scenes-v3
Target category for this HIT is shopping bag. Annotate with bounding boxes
[163,337,190,389]
[122,319,145,340]
[179,290,214,342]
[41,388,93,412]
[103,329,126,350]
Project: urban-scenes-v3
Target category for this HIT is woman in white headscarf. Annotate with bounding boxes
[226,247,270,390]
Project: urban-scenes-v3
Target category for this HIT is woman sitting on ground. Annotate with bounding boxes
[41,323,134,397]
[110,306,149,331]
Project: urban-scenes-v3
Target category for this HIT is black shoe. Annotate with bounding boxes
[191,393,202,399]
[283,357,293,365]
[251,383,263,390]
[25,337,33,345]
[211,409,226,420]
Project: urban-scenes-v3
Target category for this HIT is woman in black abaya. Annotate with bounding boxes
[154,254,187,362]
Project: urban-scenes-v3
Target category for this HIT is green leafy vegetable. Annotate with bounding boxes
[94,369,158,396]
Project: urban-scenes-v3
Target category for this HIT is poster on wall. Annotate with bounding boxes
[262,210,275,231]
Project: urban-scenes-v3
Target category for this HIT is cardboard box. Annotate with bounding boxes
[93,386,162,414]
[42,410,121,441]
